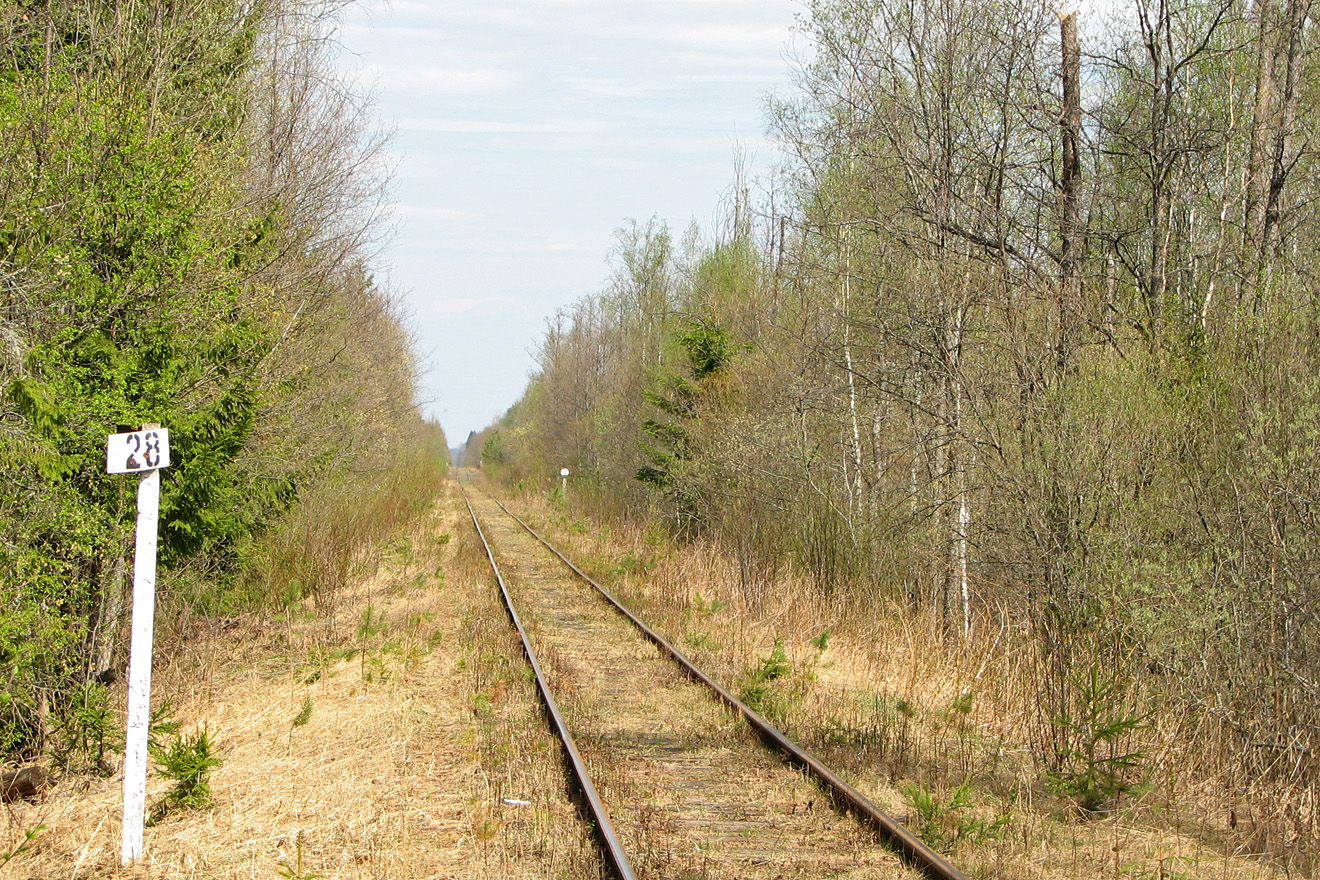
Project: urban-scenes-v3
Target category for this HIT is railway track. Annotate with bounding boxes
[461,480,970,880]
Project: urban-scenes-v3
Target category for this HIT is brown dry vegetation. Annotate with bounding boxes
[501,486,1298,880]
[477,0,1320,869]
[1,485,601,880]
[0,475,1298,880]
[468,486,919,879]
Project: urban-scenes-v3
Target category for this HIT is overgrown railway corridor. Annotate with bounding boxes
[465,485,923,879]
[8,481,1297,879]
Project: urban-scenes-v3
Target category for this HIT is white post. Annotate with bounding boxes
[121,464,160,863]
[560,467,570,501]
[102,420,171,866]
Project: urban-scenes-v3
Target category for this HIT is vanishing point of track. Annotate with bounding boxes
[460,480,970,880]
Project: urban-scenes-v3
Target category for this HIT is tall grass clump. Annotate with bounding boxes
[214,425,449,612]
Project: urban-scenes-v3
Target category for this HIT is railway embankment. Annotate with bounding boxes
[3,477,1295,880]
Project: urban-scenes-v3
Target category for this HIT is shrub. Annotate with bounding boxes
[148,726,222,823]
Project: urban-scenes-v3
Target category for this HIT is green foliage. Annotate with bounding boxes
[481,430,507,466]
[684,631,718,651]
[689,236,762,331]
[611,551,657,576]
[635,317,741,529]
[0,824,46,866]
[0,5,259,758]
[949,690,974,717]
[810,628,831,651]
[161,378,269,563]
[275,830,324,880]
[52,683,121,774]
[358,604,387,642]
[756,641,792,681]
[902,778,1012,852]
[738,640,794,718]
[356,603,389,683]
[292,695,314,728]
[677,319,739,380]
[385,534,417,570]
[691,593,726,616]
[8,377,64,440]
[0,0,436,764]
[637,375,696,493]
[148,700,185,753]
[1047,664,1148,814]
[149,726,222,823]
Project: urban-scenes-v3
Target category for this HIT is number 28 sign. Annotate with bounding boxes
[106,428,170,474]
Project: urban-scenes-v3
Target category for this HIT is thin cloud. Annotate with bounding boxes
[420,238,591,256]
[402,118,615,135]
[563,72,782,100]
[363,0,794,57]
[366,63,520,96]
[577,156,650,172]
[425,295,535,321]
[602,22,791,55]
[395,204,480,223]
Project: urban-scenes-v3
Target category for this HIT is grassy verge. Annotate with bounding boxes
[494,482,1289,880]
[186,434,450,615]
[0,480,601,878]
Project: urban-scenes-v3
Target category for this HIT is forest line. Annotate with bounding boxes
[0,0,443,767]
[476,0,1320,859]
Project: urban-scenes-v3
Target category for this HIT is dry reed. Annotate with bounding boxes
[509,487,1293,880]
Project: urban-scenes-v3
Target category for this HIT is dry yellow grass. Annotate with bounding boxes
[2,475,1290,880]
[1,485,599,880]
[469,487,920,879]
[509,489,1294,880]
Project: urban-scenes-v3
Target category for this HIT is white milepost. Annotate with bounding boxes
[107,426,170,865]
[560,467,570,499]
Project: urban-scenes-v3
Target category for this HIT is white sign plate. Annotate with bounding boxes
[106,428,170,474]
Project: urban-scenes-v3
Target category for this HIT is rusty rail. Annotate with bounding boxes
[460,487,637,880]
[488,494,972,880]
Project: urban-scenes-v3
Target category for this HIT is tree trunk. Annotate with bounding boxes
[1261,0,1311,266]
[92,556,128,679]
[1243,0,1311,302]
[1245,0,1280,276]
[1058,11,1083,374]
[842,226,864,513]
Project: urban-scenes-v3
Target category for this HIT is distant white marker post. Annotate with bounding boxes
[560,467,570,501]
[106,425,171,865]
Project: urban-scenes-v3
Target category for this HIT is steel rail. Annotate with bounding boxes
[488,493,972,880]
[460,487,638,880]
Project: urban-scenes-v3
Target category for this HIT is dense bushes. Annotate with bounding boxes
[0,1,437,760]
[482,0,1320,847]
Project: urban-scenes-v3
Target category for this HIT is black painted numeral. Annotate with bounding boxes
[126,433,142,470]
[143,432,160,468]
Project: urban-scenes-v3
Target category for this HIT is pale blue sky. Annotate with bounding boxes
[338,0,801,444]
